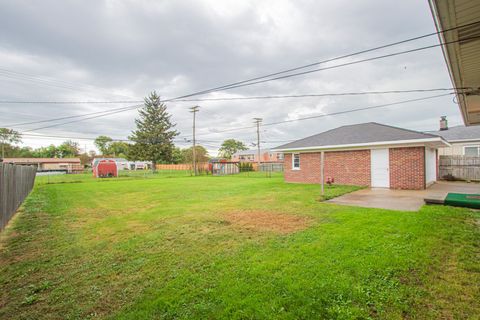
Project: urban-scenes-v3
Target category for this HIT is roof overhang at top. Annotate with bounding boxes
[429,0,480,126]
[272,137,450,153]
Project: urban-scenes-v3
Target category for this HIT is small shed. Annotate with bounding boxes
[211,162,239,176]
[93,160,118,178]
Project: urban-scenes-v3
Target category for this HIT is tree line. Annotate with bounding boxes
[0,92,250,168]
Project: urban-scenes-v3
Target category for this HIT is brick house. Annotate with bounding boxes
[232,149,284,163]
[273,123,450,190]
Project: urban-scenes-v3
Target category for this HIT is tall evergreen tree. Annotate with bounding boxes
[129,92,178,171]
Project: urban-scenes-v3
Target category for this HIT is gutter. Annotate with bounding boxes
[272,137,450,153]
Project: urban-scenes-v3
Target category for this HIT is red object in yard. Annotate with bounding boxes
[326,177,335,185]
[93,159,118,178]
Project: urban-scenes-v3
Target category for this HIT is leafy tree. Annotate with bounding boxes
[181,146,209,164]
[0,128,22,159]
[79,153,91,166]
[128,91,178,171]
[109,141,130,158]
[32,145,58,158]
[94,136,113,155]
[171,147,186,164]
[1,145,33,158]
[218,139,248,159]
[31,141,79,158]
[57,140,80,158]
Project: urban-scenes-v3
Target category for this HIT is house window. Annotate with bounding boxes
[292,153,300,170]
[464,146,480,156]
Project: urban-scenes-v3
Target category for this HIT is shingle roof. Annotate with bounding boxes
[274,122,441,150]
[426,125,480,141]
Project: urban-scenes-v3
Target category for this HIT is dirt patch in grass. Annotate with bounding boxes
[224,211,312,234]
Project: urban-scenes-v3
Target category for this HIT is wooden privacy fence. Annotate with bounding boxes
[439,155,480,181]
[0,163,37,231]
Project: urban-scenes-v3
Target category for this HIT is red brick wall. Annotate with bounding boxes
[324,150,371,186]
[284,153,322,184]
[389,147,425,190]
[284,150,371,186]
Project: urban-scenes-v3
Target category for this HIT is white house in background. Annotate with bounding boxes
[93,158,130,170]
[428,117,480,156]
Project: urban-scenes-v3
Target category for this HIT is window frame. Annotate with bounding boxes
[463,145,480,156]
[292,153,300,170]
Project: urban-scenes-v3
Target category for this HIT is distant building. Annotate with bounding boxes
[2,158,83,173]
[427,117,480,156]
[232,149,284,163]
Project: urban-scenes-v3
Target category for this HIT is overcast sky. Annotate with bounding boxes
[0,0,463,155]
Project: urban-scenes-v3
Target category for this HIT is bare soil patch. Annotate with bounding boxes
[224,211,312,234]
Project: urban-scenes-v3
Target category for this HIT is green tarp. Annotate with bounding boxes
[445,193,480,209]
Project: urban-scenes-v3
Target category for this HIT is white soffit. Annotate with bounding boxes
[430,0,480,125]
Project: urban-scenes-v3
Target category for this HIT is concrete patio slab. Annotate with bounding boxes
[327,181,480,211]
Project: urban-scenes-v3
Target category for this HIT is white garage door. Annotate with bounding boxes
[371,148,390,188]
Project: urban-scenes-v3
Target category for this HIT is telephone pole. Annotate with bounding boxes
[189,106,200,176]
[253,118,262,169]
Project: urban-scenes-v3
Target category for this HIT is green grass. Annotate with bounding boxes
[34,169,197,185]
[1,174,479,319]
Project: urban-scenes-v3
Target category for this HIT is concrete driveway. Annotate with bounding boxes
[327,181,480,211]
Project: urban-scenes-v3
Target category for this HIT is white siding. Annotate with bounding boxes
[438,141,480,156]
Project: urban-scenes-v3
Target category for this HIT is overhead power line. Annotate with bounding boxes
[0,87,468,105]
[19,132,220,144]
[2,19,477,106]
[5,104,144,128]
[183,93,452,138]
[3,87,466,128]
[0,99,144,104]
[0,68,136,100]
[5,20,480,132]
[16,34,480,132]
[149,19,480,99]
[261,93,453,127]
[196,35,480,93]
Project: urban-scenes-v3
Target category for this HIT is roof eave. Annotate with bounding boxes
[272,137,450,152]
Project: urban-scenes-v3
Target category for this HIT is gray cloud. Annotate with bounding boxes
[0,0,462,154]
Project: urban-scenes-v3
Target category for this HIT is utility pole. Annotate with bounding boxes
[253,118,262,170]
[189,106,200,176]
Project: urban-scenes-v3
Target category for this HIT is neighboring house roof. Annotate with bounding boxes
[2,158,81,164]
[273,122,448,151]
[233,149,272,156]
[426,125,480,142]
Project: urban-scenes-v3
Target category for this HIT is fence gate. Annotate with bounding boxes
[439,155,480,181]
[0,163,37,231]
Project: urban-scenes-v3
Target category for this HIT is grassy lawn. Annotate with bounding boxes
[1,174,479,319]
